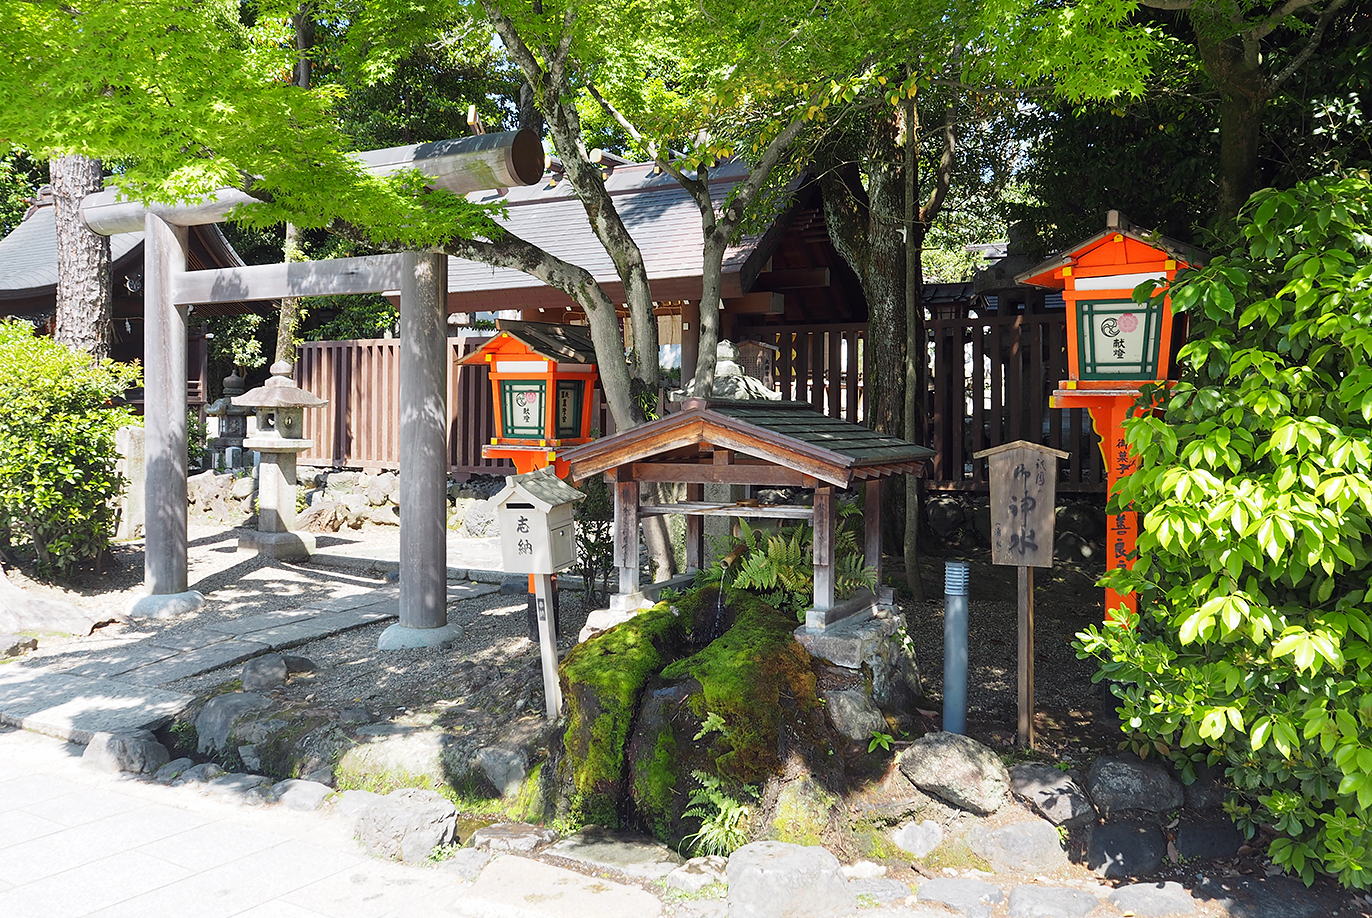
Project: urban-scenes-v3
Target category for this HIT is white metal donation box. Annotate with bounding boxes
[492,468,585,719]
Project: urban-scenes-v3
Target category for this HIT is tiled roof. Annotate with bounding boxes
[449,160,767,309]
[0,205,141,298]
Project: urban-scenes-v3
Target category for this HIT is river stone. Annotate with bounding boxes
[547,825,684,879]
[822,689,886,742]
[195,692,272,754]
[1109,881,1197,916]
[726,841,854,918]
[242,654,289,691]
[474,746,527,797]
[82,729,170,774]
[848,878,910,905]
[892,819,944,858]
[1191,875,1328,918]
[1010,763,1095,827]
[1,634,37,658]
[968,820,1069,874]
[172,762,227,785]
[271,778,332,811]
[332,788,383,819]
[231,476,255,500]
[1087,822,1167,878]
[151,756,194,784]
[470,821,558,853]
[1007,885,1099,918]
[440,847,492,881]
[356,788,458,863]
[841,861,887,879]
[204,773,274,803]
[1182,765,1228,810]
[897,732,1009,815]
[915,877,1005,918]
[1086,754,1183,815]
[665,855,728,893]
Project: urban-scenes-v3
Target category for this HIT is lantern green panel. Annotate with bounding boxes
[555,379,585,438]
[1075,299,1163,380]
[501,379,546,438]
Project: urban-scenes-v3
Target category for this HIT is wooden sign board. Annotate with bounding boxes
[974,441,1070,569]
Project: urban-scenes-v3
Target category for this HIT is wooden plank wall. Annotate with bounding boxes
[296,336,615,480]
[926,312,1104,493]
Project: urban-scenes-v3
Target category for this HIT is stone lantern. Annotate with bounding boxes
[232,360,328,560]
[206,370,252,469]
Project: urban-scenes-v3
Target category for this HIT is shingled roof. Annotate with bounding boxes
[457,319,597,365]
[450,160,776,310]
[561,398,934,487]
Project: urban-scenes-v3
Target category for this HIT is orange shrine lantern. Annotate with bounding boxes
[458,320,600,477]
[1018,211,1203,619]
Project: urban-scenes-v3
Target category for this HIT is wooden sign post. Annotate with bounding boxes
[973,441,1069,748]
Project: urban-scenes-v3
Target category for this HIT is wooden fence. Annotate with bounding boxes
[295,336,614,479]
[294,315,1101,491]
[925,312,1104,492]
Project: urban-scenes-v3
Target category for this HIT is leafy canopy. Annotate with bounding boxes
[1076,171,1372,889]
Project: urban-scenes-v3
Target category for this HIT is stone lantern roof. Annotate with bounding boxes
[232,361,328,411]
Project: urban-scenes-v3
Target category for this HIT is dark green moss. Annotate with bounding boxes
[661,591,820,784]
[559,601,687,828]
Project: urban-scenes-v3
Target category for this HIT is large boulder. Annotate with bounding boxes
[822,690,885,742]
[726,841,854,918]
[1087,754,1184,815]
[897,732,1009,815]
[83,730,170,774]
[355,788,458,863]
[196,692,272,755]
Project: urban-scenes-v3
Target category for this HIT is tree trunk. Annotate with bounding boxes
[276,5,316,367]
[50,154,111,360]
[1192,7,1269,224]
[902,96,925,601]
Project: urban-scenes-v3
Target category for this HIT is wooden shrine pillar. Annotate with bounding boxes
[864,478,883,592]
[613,466,641,609]
[812,483,836,611]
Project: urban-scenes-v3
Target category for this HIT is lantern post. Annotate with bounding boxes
[1018,212,1202,619]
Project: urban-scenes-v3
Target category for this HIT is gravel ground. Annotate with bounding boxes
[8,520,1109,742]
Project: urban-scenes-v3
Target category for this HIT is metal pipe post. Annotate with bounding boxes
[943,560,970,734]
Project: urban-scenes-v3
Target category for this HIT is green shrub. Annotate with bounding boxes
[0,321,140,577]
[1075,173,1372,889]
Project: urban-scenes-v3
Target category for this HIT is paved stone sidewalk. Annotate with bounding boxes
[0,726,665,918]
[0,579,500,745]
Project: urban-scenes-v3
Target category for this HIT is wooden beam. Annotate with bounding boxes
[686,483,704,572]
[723,291,784,315]
[630,463,808,486]
[173,254,408,305]
[639,502,814,521]
[614,469,641,595]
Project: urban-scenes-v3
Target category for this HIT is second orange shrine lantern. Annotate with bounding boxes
[1018,212,1203,618]
[458,320,600,477]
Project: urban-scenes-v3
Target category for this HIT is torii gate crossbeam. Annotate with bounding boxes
[87,131,541,649]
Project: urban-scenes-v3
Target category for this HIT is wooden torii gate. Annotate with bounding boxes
[82,131,543,648]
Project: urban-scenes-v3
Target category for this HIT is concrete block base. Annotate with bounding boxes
[377,622,464,650]
[126,590,207,620]
[238,530,315,561]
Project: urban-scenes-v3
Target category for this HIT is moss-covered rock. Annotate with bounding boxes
[768,775,838,846]
[559,601,688,827]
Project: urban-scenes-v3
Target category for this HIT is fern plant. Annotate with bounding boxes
[681,770,757,857]
[721,509,878,620]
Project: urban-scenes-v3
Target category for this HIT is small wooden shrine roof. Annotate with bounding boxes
[561,398,934,488]
[456,319,596,366]
[1016,210,1207,290]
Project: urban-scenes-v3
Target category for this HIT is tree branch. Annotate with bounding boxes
[1137,0,1194,8]
[585,83,699,192]
[1266,0,1350,89]
[1253,0,1327,39]
[919,103,956,226]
